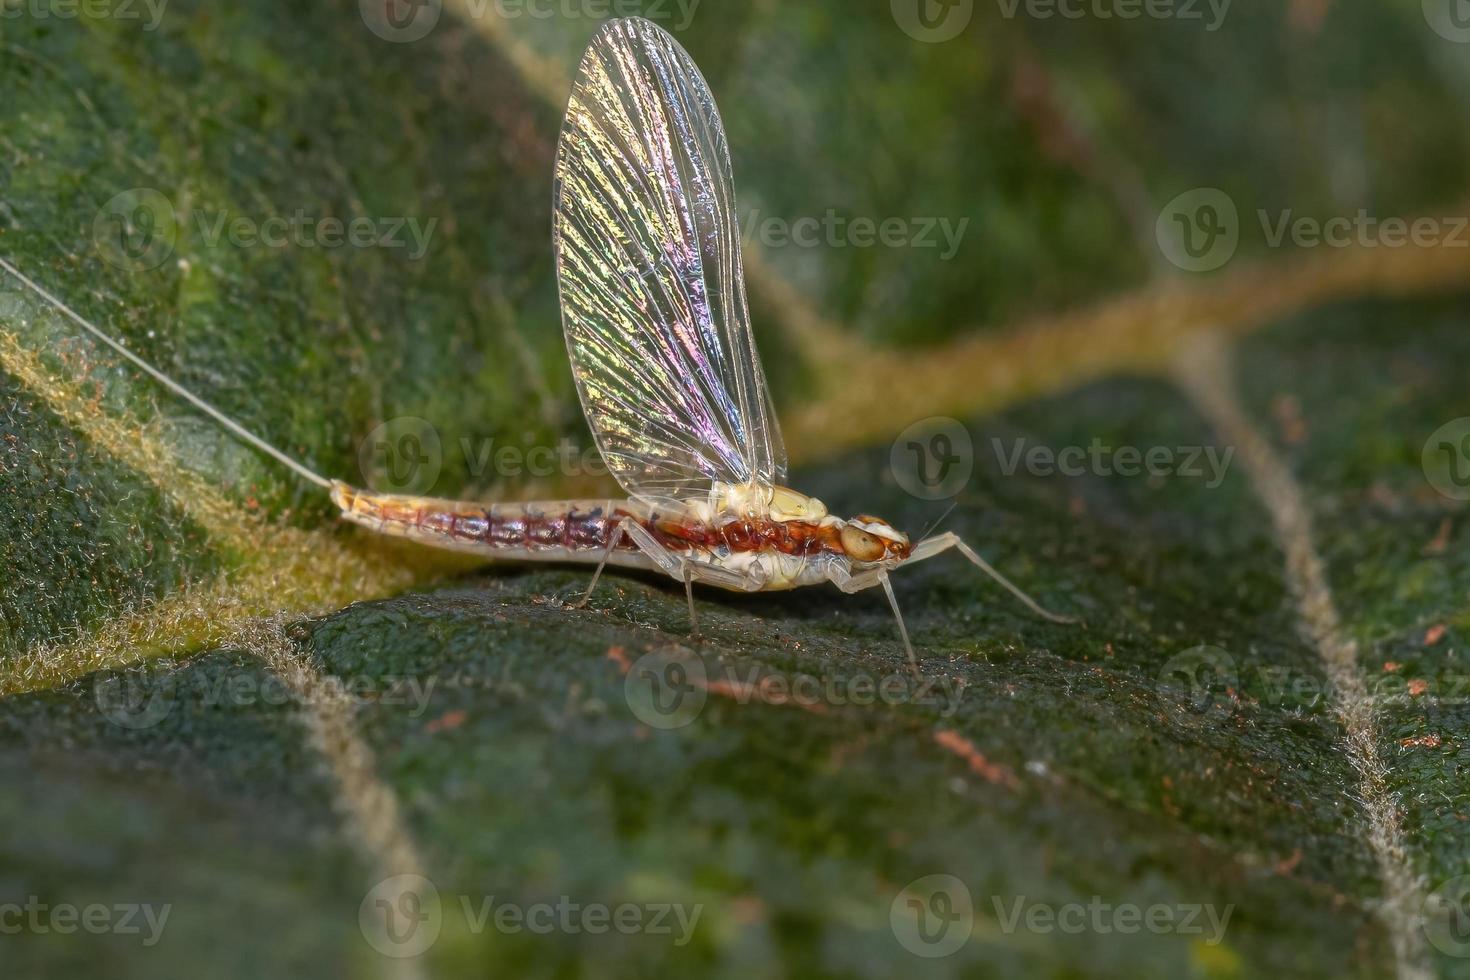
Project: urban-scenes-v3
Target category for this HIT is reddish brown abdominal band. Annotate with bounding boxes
[334,485,878,559]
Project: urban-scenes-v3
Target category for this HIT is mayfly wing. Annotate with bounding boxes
[552,16,785,506]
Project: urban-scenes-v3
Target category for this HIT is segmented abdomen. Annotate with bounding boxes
[330,482,642,558]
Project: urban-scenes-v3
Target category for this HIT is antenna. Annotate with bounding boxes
[0,254,333,491]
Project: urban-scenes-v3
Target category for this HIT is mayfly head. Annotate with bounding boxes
[839,515,912,565]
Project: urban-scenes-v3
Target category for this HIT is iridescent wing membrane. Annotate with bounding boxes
[552,16,785,505]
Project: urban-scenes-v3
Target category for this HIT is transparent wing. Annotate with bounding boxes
[552,16,785,503]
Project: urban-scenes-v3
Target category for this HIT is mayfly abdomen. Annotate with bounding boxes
[330,482,653,565]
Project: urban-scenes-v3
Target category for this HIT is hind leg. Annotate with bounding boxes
[573,519,744,635]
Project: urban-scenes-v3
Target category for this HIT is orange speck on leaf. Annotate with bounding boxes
[730,896,766,925]
[1383,662,1402,673]
[1274,848,1303,875]
[933,729,1020,789]
[1408,678,1429,697]
[1272,393,1307,445]
[605,645,631,673]
[1400,734,1442,748]
[1424,517,1453,556]
[425,709,466,734]
[1426,624,1447,646]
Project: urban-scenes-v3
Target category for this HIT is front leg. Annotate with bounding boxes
[899,532,1076,624]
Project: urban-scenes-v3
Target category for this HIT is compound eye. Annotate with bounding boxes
[840,524,885,562]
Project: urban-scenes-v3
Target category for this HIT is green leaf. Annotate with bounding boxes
[2,3,1469,978]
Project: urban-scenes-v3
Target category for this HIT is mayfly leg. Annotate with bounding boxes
[880,573,919,676]
[682,565,698,636]
[831,531,1075,671]
[573,518,634,608]
[573,516,700,633]
[903,532,1077,625]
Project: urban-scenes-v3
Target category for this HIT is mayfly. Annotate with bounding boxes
[0,17,1073,671]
